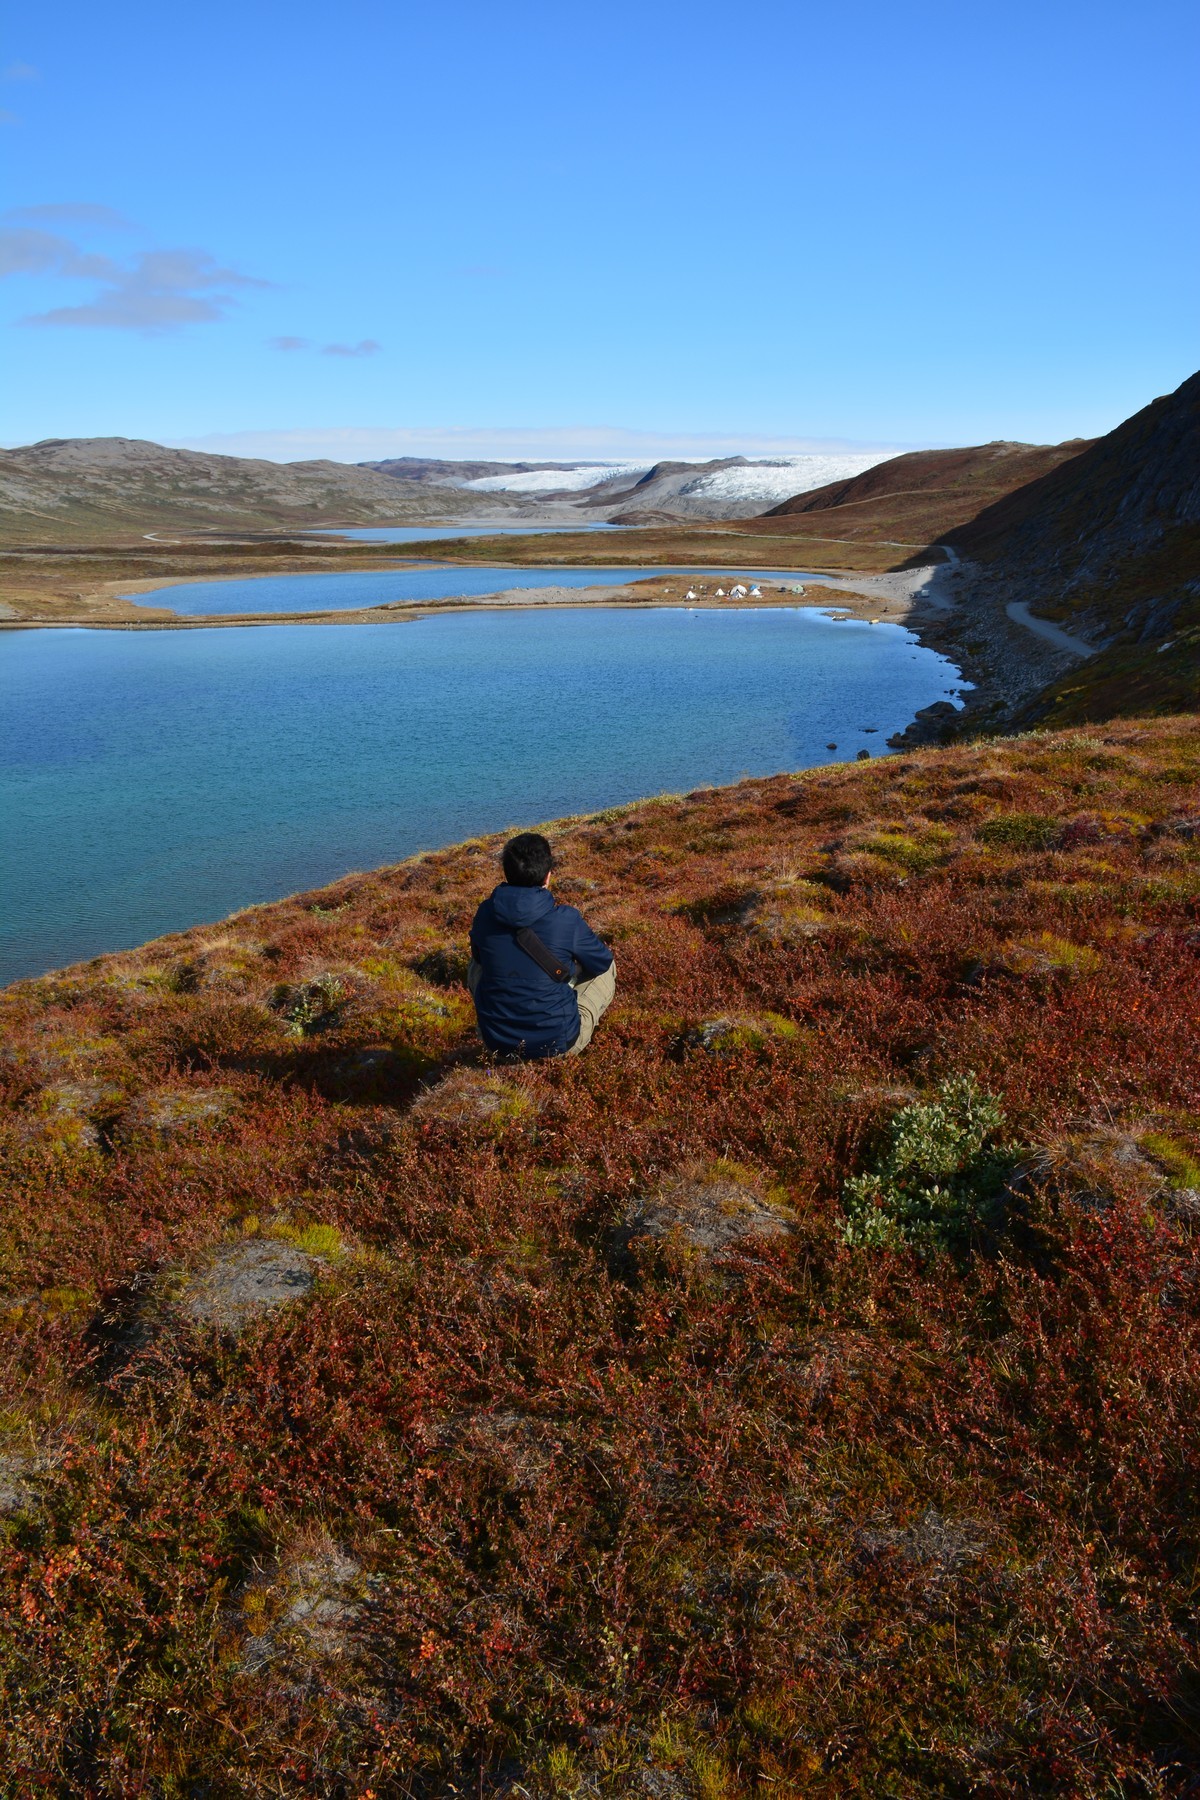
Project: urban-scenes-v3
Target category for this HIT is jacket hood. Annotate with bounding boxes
[490,883,556,928]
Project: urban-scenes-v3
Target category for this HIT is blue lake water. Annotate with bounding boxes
[0,607,965,984]
[135,566,823,616]
[314,524,629,542]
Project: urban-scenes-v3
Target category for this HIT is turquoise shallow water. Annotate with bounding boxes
[133,565,824,616]
[0,606,965,984]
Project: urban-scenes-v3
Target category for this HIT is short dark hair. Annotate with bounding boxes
[502,832,554,887]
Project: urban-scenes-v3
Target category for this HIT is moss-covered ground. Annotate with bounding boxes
[1,717,1198,1796]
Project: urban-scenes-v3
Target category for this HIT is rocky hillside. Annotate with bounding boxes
[0,438,512,545]
[590,458,781,521]
[2,717,1198,1795]
[947,371,1200,577]
[591,456,892,523]
[738,439,1094,549]
[941,372,1200,728]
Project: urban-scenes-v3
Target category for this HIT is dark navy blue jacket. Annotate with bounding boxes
[469,883,613,1058]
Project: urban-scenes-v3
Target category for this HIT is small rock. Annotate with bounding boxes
[240,1538,364,1673]
[116,1085,234,1144]
[0,1450,53,1517]
[411,1070,533,1127]
[433,1409,563,1488]
[683,1018,744,1053]
[183,1239,319,1333]
[678,1014,799,1055]
[641,1769,689,1799]
[625,1169,793,1255]
[21,1082,124,1150]
[859,1507,988,1577]
[1009,1128,1166,1217]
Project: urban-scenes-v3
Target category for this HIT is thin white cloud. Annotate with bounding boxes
[6,202,134,230]
[0,226,117,281]
[2,62,39,81]
[175,425,910,465]
[321,339,382,358]
[2,226,272,332]
[271,335,311,351]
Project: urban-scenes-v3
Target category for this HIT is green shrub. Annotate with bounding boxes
[842,1074,1017,1251]
[269,975,345,1037]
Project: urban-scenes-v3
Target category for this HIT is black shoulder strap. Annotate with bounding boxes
[515,926,572,982]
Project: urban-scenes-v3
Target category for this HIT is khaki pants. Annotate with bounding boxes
[467,957,616,1055]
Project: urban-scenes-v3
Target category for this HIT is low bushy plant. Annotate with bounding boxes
[1141,1129,1200,1191]
[270,974,346,1036]
[976,812,1060,850]
[842,1074,1017,1250]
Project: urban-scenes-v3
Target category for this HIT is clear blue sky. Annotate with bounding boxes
[1,0,1196,459]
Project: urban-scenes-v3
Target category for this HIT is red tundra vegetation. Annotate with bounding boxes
[1,716,1198,1797]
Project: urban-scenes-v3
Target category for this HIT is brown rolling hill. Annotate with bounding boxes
[945,369,1200,575]
[724,438,1095,551]
[0,437,514,546]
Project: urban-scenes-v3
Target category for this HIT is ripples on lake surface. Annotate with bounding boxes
[0,607,965,983]
[133,566,825,616]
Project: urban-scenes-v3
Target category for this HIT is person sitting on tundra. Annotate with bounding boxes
[468,832,616,1059]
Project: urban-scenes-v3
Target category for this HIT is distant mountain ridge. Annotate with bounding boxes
[0,437,518,544]
[0,439,894,539]
[368,452,893,518]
